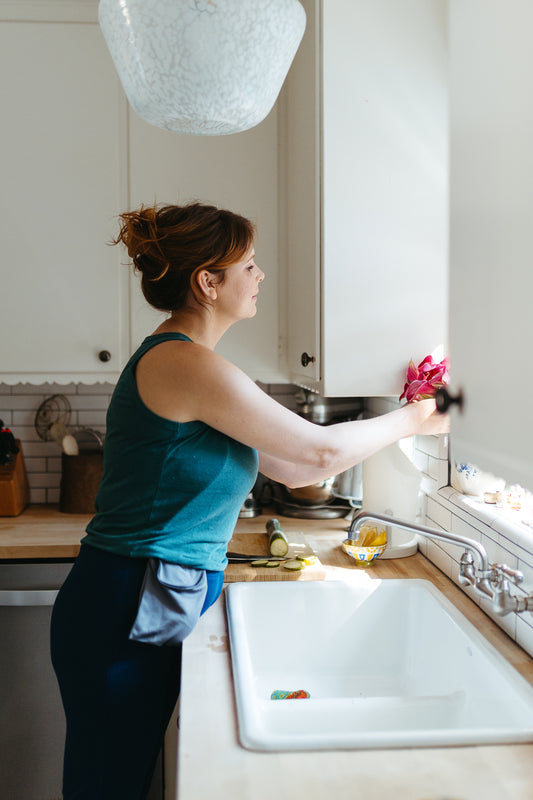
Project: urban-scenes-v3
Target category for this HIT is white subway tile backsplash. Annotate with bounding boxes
[424,539,454,577]
[24,457,47,473]
[412,449,429,473]
[517,617,533,655]
[480,534,518,569]
[47,457,62,473]
[421,473,441,497]
[451,513,489,543]
[427,496,452,531]
[426,488,533,658]
[77,411,108,429]
[47,488,60,504]
[1,380,304,505]
[414,434,440,459]
[1,383,114,504]
[30,470,61,487]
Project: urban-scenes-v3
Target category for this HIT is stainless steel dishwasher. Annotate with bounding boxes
[0,560,165,800]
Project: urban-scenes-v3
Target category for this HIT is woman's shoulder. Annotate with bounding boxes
[134,336,241,423]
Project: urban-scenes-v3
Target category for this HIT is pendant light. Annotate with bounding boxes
[98,0,306,136]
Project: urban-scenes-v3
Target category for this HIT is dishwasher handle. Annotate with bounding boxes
[0,589,59,607]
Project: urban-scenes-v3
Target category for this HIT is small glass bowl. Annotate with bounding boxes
[342,538,387,566]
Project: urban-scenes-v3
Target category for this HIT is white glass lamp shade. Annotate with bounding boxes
[98,0,306,135]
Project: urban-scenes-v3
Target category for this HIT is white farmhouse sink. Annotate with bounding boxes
[225,579,533,751]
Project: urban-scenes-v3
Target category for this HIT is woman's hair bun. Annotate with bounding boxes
[111,201,255,313]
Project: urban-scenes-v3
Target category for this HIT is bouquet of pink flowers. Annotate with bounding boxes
[399,355,449,403]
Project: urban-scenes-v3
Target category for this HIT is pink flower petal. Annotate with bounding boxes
[406,359,418,382]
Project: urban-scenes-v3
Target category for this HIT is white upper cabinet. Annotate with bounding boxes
[128,107,285,384]
[448,1,533,490]
[0,4,128,384]
[0,2,284,386]
[284,0,448,396]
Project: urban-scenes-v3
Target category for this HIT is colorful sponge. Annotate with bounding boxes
[270,690,310,700]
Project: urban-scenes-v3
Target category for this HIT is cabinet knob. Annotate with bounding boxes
[300,352,316,368]
[98,350,111,363]
[435,387,463,414]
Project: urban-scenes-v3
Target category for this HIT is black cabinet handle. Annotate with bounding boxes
[301,352,316,368]
[435,387,463,414]
[98,350,111,363]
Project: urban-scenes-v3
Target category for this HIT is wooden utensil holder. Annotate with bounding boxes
[59,452,104,514]
[0,439,30,516]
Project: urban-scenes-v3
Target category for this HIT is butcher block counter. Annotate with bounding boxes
[3,506,533,799]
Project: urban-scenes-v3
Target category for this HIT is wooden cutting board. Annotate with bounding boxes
[225,530,326,581]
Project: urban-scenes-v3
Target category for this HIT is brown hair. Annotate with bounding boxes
[112,202,255,311]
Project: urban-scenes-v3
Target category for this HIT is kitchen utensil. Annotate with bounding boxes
[73,427,104,452]
[61,435,79,456]
[285,477,335,505]
[226,552,271,563]
[34,394,72,441]
[48,422,79,455]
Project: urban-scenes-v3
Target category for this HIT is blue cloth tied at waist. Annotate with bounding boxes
[129,559,208,647]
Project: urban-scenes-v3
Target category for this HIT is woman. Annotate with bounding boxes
[51,201,448,799]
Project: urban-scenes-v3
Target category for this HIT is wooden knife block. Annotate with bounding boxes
[0,439,30,516]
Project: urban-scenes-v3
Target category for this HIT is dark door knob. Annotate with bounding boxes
[435,387,463,414]
[300,352,316,368]
[98,350,111,363]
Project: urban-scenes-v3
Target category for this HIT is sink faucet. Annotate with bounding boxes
[349,510,533,617]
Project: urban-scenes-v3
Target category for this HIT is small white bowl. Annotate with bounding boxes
[451,462,505,497]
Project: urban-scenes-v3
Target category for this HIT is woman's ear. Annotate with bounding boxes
[195,269,219,302]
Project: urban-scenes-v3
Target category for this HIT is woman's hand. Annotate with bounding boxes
[409,398,450,437]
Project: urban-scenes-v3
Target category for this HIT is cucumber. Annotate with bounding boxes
[264,560,281,568]
[297,554,317,566]
[266,518,283,535]
[266,518,289,557]
[250,559,270,567]
[283,559,305,571]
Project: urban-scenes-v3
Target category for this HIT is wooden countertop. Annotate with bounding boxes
[0,505,90,559]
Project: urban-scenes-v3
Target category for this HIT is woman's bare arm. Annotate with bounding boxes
[136,341,448,486]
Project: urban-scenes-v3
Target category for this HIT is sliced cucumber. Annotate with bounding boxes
[250,559,270,567]
[283,559,305,571]
[296,554,317,566]
[267,519,290,557]
[264,560,281,568]
[269,532,289,557]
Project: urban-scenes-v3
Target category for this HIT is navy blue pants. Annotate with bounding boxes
[50,544,223,800]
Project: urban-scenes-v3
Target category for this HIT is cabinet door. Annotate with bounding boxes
[0,17,127,384]
[286,0,448,397]
[285,0,321,387]
[449,1,533,490]
[128,107,285,384]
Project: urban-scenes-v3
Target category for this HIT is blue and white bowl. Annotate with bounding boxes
[451,462,505,496]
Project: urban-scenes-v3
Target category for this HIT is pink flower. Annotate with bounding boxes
[399,355,449,403]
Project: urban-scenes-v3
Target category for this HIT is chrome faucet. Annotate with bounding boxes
[349,510,533,617]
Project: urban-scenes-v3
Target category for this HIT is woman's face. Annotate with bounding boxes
[215,245,265,322]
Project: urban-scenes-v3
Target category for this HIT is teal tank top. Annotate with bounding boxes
[83,333,258,571]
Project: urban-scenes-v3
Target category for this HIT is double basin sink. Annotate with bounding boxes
[225,578,533,751]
